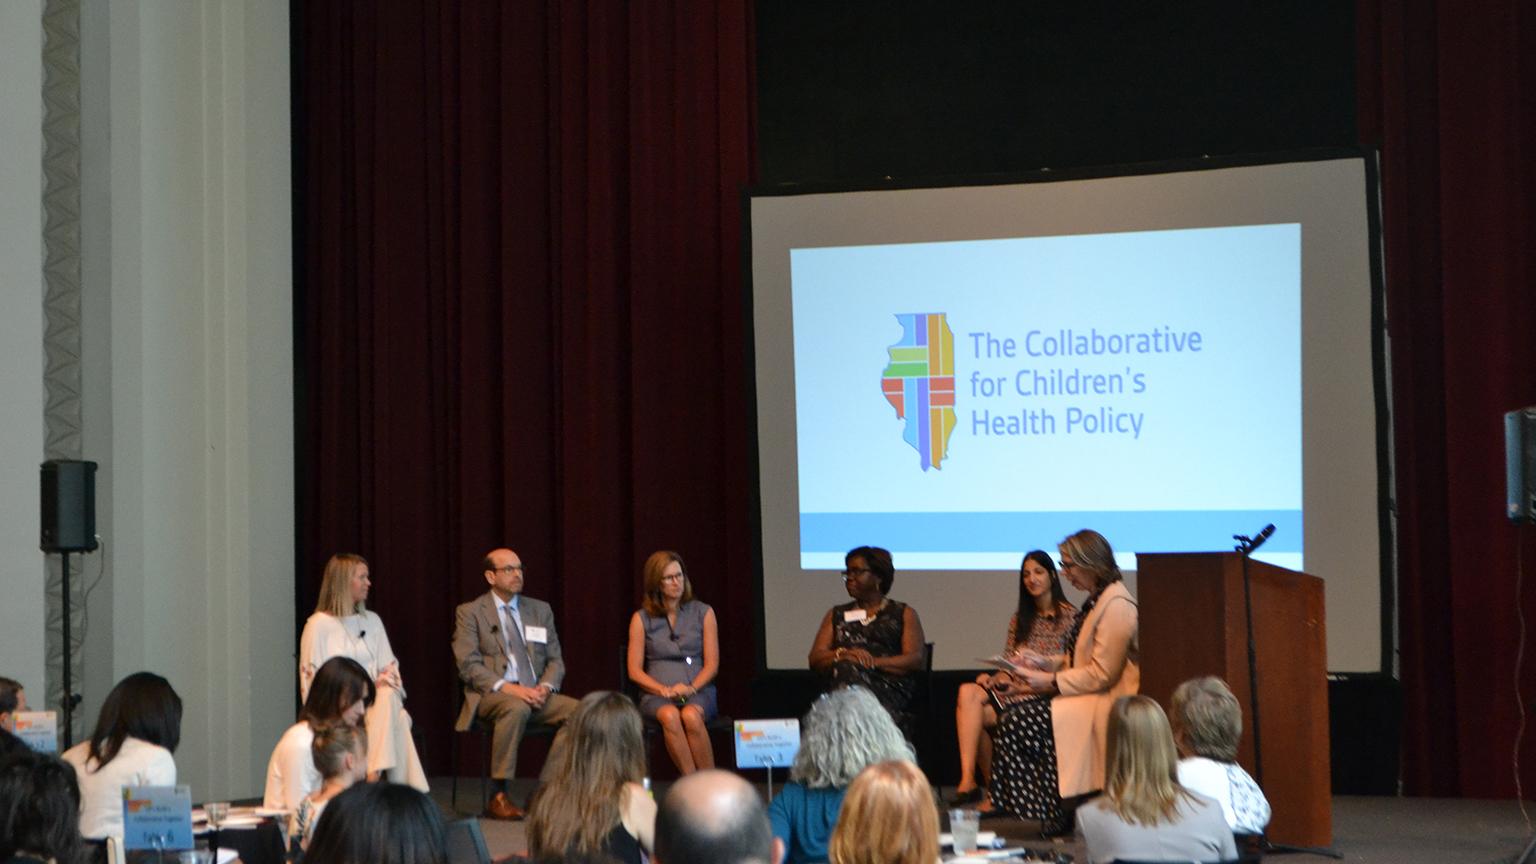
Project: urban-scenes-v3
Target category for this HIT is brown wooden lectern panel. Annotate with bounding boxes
[1136,552,1329,847]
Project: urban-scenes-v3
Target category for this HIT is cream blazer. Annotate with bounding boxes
[1050,580,1139,798]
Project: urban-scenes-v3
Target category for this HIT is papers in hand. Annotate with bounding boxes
[974,655,1030,675]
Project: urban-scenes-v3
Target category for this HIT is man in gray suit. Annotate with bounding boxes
[453,547,580,820]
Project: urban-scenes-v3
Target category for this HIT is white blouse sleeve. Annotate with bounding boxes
[298,614,346,702]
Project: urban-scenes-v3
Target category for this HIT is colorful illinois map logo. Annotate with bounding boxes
[880,313,956,471]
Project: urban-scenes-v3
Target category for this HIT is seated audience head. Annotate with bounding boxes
[1102,695,1190,825]
[828,760,937,864]
[86,672,182,768]
[317,553,370,616]
[791,687,913,789]
[642,550,693,615]
[300,657,376,727]
[0,750,84,864]
[304,781,445,864]
[655,769,780,864]
[1057,528,1121,593]
[527,691,645,861]
[312,723,368,784]
[0,677,23,730]
[1170,676,1243,762]
[843,546,894,595]
[0,729,27,762]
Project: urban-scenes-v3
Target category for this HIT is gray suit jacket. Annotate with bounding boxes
[453,591,566,730]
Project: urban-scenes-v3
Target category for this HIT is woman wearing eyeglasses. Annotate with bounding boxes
[626,550,719,774]
[989,529,1140,837]
[808,546,927,738]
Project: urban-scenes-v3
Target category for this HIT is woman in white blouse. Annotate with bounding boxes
[263,656,374,811]
[298,553,427,791]
[61,672,182,840]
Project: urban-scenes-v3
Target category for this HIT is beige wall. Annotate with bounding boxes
[0,0,298,800]
[0,0,48,707]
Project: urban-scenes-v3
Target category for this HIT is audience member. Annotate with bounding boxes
[655,769,781,864]
[526,692,654,864]
[0,678,24,732]
[304,782,445,864]
[290,723,369,851]
[0,730,26,762]
[264,657,376,811]
[768,687,913,864]
[627,550,720,774]
[452,547,580,821]
[1075,696,1236,864]
[1170,676,1270,835]
[300,553,427,790]
[808,547,927,739]
[827,760,938,864]
[60,672,181,840]
[0,750,84,864]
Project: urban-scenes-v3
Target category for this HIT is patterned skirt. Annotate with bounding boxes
[988,695,1064,828]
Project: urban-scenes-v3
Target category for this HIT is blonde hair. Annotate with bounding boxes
[527,692,646,860]
[315,553,368,616]
[828,760,938,864]
[1171,676,1243,762]
[1100,695,1198,826]
[310,723,366,780]
[1059,529,1121,592]
[641,550,694,617]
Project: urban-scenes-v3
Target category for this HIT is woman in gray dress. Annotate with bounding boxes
[626,550,719,774]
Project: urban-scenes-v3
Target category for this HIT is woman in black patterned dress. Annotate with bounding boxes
[808,546,927,738]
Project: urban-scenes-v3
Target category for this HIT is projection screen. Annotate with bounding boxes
[749,155,1387,673]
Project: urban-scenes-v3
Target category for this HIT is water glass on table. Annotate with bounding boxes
[949,807,980,854]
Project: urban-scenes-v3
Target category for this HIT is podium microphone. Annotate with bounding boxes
[1234,523,1276,554]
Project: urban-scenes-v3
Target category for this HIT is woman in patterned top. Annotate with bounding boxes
[290,723,368,851]
[808,546,927,739]
[950,550,1076,808]
[1170,676,1271,837]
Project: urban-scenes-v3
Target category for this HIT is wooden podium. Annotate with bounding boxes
[1136,552,1330,847]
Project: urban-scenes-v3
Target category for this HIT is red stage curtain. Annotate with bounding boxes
[1359,0,1536,795]
[296,1,757,775]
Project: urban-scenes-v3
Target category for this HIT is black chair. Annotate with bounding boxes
[444,818,494,864]
[913,641,936,765]
[619,643,734,771]
[449,673,557,814]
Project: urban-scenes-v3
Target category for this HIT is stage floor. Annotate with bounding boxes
[431,778,1536,864]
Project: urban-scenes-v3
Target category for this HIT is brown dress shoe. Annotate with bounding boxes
[483,791,526,821]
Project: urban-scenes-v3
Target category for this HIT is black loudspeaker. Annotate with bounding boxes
[40,459,99,553]
[1509,407,1536,524]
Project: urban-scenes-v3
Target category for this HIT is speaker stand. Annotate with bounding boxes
[59,550,79,749]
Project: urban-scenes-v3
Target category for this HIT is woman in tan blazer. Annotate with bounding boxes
[987,529,1140,836]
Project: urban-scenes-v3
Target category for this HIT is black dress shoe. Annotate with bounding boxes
[947,787,985,806]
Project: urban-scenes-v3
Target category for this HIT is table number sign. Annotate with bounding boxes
[122,785,194,851]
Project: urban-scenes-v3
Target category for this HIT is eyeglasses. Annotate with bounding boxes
[491,565,524,575]
[661,573,685,583]
[840,568,873,580]
[1058,560,1079,571]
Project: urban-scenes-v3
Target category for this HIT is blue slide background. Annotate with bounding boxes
[790,224,1302,568]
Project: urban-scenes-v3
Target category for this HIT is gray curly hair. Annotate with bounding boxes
[790,687,914,789]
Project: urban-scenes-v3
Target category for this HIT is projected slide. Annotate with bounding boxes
[791,224,1302,570]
